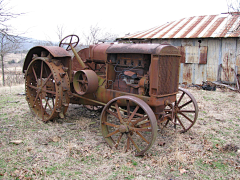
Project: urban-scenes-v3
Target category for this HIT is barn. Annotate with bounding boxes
[117,13,240,88]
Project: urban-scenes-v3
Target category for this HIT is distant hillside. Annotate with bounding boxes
[18,38,58,52]
[5,53,26,63]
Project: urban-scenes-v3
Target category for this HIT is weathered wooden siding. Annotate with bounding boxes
[221,38,237,82]
[194,64,207,84]
[206,39,221,82]
[236,39,240,76]
[141,37,239,84]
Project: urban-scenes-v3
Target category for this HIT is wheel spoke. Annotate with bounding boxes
[40,61,43,85]
[164,120,170,127]
[41,72,53,88]
[115,102,123,123]
[106,109,119,119]
[137,120,151,128]
[136,131,150,144]
[174,113,177,129]
[127,105,140,123]
[176,114,186,131]
[127,134,140,152]
[84,84,88,91]
[41,89,56,95]
[132,116,148,125]
[77,80,85,84]
[32,91,40,108]
[164,109,172,112]
[132,127,152,132]
[43,96,53,112]
[177,92,185,105]
[179,110,196,113]
[105,129,120,138]
[52,97,55,107]
[178,111,194,123]
[32,66,37,81]
[83,74,87,81]
[115,134,123,148]
[179,100,193,109]
[27,84,38,90]
[126,100,130,117]
[103,121,119,128]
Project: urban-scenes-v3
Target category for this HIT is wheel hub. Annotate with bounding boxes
[174,105,179,114]
[119,124,129,133]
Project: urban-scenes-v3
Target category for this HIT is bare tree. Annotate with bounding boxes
[56,24,66,42]
[0,0,23,86]
[0,31,22,86]
[226,0,240,12]
[83,25,118,45]
[83,25,101,45]
[99,31,118,43]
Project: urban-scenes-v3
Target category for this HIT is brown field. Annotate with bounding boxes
[0,84,240,179]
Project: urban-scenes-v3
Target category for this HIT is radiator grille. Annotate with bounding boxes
[157,56,180,95]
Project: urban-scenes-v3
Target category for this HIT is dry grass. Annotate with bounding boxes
[0,85,240,179]
[0,65,24,87]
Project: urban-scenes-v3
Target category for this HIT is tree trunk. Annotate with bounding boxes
[1,53,4,86]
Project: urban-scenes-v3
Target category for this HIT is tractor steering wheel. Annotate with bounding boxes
[59,35,79,51]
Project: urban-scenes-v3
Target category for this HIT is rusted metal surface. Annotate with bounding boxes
[25,57,70,121]
[23,35,199,156]
[23,46,71,73]
[206,39,221,82]
[194,64,206,84]
[100,95,157,156]
[77,48,89,62]
[177,46,186,63]
[117,13,240,85]
[221,38,236,82]
[89,44,111,63]
[149,55,180,96]
[106,43,180,56]
[106,44,160,54]
[160,88,198,133]
[72,48,88,71]
[182,64,193,84]
[73,70,98,95]
[199,47,208,64]
[119,14,240,39]
[176,46,208,64]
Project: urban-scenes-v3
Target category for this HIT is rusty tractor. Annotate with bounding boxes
[23,35,198,156]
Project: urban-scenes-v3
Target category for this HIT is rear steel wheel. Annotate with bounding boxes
[25,58,70,121]
[101,96,157,156]
[163,88,198,132]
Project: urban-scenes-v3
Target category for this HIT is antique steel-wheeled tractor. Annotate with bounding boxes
[23,35,198,156]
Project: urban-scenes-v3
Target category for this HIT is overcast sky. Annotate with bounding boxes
[8,0,229,43]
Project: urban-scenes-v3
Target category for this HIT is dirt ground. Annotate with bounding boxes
[0,84,240,179]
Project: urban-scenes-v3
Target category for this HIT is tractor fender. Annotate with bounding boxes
[22,46,71,73]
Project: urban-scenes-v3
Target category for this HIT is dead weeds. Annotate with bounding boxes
[0,85,240,179]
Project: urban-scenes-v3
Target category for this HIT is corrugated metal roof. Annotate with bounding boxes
[119,14,240,39]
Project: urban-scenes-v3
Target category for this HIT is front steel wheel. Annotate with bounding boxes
[25,58,70,121]
[163,88,198,132]
[101,96,157,156]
